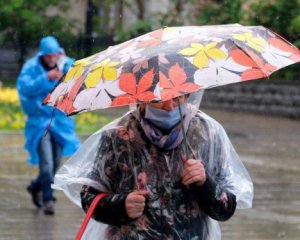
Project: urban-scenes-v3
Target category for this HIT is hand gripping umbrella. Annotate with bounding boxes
[44,24,300,156]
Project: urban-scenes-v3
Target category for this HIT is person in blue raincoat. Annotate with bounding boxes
[17,36,80,215]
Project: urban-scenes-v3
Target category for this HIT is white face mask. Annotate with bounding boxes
[57,55,67,71]
[144,104,186,129]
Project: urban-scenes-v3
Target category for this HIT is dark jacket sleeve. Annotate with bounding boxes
[191,174,237,221]
[80,185,132,226]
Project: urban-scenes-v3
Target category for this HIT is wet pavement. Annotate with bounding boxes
[0,108,299,240]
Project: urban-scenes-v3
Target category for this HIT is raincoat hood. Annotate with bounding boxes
[40,36,61,55]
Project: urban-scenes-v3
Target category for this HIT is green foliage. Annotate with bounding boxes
[196,0,300,43]
[246,0,300,42]
[0,0,77,64]
[116,20,153,42]
[197,0,243,25]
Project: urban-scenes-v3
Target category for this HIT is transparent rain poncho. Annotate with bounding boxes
[53,92,253,240]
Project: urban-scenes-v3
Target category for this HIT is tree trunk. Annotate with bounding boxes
[116,0,124,31]
[84,0,95,57]
[135,0,145,20]
[175,0,183,14]
[18,31,26,71]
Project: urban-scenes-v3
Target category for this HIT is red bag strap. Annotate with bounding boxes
[75,193,109,240]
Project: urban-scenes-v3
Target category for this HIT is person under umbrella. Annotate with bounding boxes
[54,91,253,239]
[48,24,300,239]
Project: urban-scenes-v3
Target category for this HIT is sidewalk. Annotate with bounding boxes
[0,108,299,240]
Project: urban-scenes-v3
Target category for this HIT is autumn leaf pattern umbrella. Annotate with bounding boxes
[44,24,300,116]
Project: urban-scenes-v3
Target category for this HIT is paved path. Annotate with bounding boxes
[0,108,299,240]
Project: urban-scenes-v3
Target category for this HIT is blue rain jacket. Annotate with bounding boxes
[17,53,80,165]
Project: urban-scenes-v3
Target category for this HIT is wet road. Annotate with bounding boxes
[0,108,299,240]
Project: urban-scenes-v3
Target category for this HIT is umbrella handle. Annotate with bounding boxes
[178,98,189,158]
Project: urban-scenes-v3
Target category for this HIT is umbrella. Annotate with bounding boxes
[44,24,300,116]
[43,25,299,158]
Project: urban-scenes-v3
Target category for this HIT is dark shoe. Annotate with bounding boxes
[26,185,42,208]
[43,201,55,215]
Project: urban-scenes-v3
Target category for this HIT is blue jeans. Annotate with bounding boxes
[30,133,62,203]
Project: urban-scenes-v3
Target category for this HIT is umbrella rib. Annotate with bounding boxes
[177,98,189,158]
[229,39,270,77]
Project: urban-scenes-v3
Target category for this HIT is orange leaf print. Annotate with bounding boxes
[119,73,137,95]
[43,94,51,104]
[137,29,163,48]
[269,38,300,55]
[269,38,300,61]
[241,68,267,81]
[231,49,277,81]
[169,63,187,86]
[137,68,154,94]
[55,76,84,114]
[230,49,258,67]
[159,71,173,88]
[111,94,136,107]
[159,63,201,101]
[161,89,181,100]
[112,68,156,106]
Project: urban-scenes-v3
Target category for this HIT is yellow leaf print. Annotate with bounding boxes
[206,48,227,59]
[85,68,103,88]
[103,67,118,80]
[64,55,94,82]
[74,55,95,66]
[64,65,84,82]
[95,58,119,80]
[193,52,209,69]
[233,32,267,53]
[179,42,226,69]
[179,47,200,56]
[84,58,120,88]
[204,42,217,50]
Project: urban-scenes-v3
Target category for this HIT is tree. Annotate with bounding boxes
[194,0,300,81]
[195,0,300,45]
[0,0,76,68]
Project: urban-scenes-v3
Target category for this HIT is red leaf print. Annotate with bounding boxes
[111,94,136,107]
[269,38,300,55]
[54,77,84,114]
[241,68,267,81]
[137,91,156,102]
[246,50,265,68]
[265,63,277,72]
[230,49,258,68]
[137,29,163,48]
[161,89,181,101]
[159,71,173,88]
[119,73,137,95]
[180,83,201,93]
[231,49,276,80]
[43,94,51,104]
[113,70,156,106]
[137,68,154,94]
[169,63,187,86]
[56,97,77,115]
[159,63,201,100]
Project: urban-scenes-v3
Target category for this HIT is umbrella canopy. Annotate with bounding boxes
[44,24,300,115]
